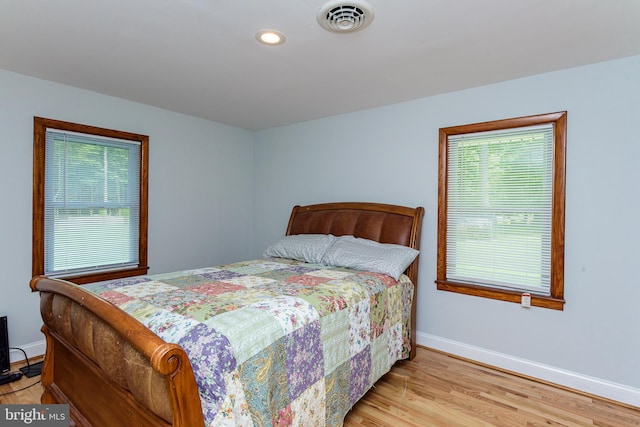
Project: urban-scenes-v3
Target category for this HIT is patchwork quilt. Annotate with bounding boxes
[85,258,414,427]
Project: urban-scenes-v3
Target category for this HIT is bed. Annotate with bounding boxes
[30,202,424,427]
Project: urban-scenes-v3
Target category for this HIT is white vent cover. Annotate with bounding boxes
[317,0,375,33]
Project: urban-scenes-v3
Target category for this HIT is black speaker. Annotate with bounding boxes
[0,316,9,373]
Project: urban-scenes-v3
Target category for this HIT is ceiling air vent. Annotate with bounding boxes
[317,0,375,33]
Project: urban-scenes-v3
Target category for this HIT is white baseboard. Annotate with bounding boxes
[418,332,640,408]
[9,339,46,364]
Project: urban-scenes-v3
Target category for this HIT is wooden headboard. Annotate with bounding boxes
[286,202,424,281]
[286,202,425,358]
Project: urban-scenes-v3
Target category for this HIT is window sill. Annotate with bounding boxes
[435,280,565,310]
[57,266,150,285]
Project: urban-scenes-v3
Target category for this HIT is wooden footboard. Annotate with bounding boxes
[30,276,204,427]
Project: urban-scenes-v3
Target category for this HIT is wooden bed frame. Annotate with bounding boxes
[30,202,424,427]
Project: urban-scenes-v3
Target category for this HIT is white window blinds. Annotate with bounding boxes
[445,124,554,293]
[44,129,141,277]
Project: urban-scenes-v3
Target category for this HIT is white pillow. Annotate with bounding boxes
[263,234,337,264]
[321,235,419,280]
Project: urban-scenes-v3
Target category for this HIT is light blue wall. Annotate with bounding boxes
[2,53,639,401]
[0,70,254,354]
[253,55,640,390]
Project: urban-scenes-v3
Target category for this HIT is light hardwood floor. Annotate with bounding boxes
[1,348,638,426]
[345,348,640,426]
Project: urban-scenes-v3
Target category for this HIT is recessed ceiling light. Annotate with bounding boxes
[255,30,286,45]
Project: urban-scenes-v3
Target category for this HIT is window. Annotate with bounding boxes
[33,117,149,284]
[436,112,566,310]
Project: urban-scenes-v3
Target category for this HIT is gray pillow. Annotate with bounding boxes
[321,235,419,280]
[263,234,337,264]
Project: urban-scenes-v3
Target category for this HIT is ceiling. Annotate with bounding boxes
[2,0,640,131]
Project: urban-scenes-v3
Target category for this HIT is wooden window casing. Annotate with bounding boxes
[33,117,149,284]
[436,112,567,310]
